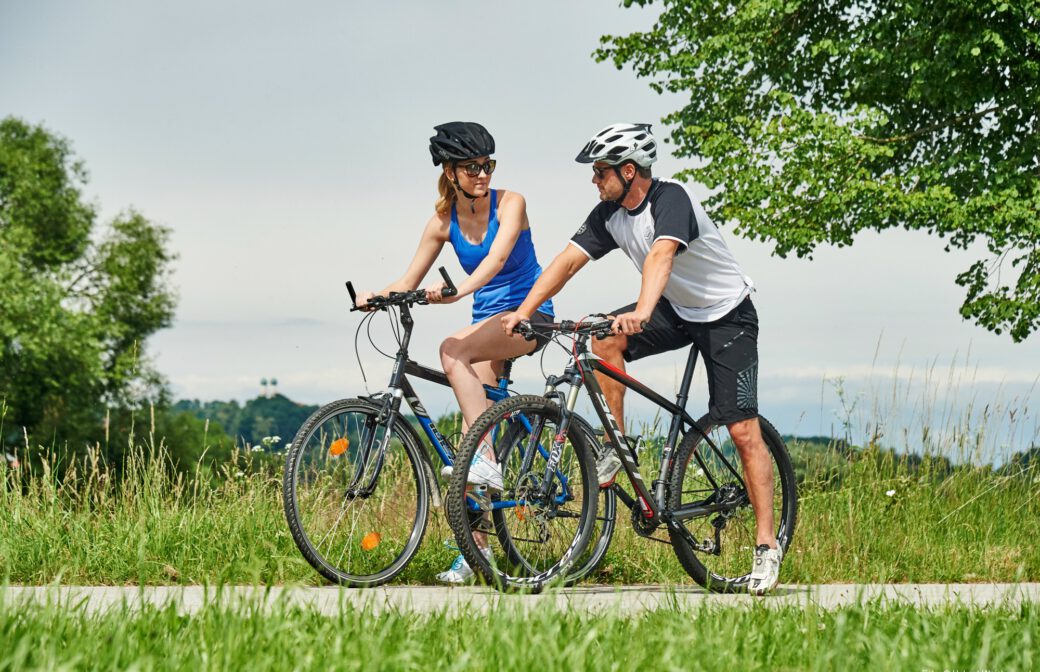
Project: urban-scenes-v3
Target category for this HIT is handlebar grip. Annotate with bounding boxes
[515,320,536,341]
[438,266,458,297]
[346,282,358,309]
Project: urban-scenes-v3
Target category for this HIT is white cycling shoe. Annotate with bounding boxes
[748,544,783,595]
[594,443,623,488]
[435,547,494,585]
[441,450,503,491]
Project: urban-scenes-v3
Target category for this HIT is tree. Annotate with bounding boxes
[0,117,177,449]
[598,0,1039,340]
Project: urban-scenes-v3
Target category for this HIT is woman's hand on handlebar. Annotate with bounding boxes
[354,290,383,311]
[424,281,457,304]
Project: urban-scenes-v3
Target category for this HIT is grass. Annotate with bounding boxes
[0,595,1035,671]
[0,432,1037,586]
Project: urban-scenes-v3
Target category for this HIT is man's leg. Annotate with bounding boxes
[590,300,692,486]
[727,417,776,548]
[694,297,780,593]
[590,332,630,435]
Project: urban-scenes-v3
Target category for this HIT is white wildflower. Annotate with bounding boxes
[885,489,896,497]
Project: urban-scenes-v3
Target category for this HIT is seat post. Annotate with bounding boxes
[498,358,515,386]
[674,345,699,410]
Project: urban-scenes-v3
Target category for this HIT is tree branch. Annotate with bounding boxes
[858,104,1009,144]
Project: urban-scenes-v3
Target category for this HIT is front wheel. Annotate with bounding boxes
[283,398,430,587]
[446,395,599,592]
[493,413,617,586]
[666,414,797,593]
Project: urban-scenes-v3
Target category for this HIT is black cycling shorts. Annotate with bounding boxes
[605,296,760,425]
[520,308,553,355]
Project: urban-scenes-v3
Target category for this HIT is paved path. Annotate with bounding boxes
[4,584,1038,615]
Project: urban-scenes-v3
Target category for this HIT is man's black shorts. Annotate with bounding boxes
[606,296,760,425]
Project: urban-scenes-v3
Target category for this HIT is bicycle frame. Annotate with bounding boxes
[354,300,573,513]
[400,359,509,468]
[541,333,747,532]
[360,300,505,469]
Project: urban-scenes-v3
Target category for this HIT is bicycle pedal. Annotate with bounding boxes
[465,506,494,534]
[466,484,493,512]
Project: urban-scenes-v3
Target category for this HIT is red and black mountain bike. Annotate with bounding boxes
[447,316,797,592]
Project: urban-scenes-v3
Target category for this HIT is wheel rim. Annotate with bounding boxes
[463,407,594,584]
[676,422,793,586]
[289,407,425,582]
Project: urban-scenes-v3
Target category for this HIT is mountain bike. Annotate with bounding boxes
[282,269,613,587]
[448,316,797,593]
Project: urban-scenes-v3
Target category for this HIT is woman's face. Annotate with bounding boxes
[446,156,495,197]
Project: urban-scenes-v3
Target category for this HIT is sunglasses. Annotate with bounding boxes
[458,160,497,177]
[592,165,614,179]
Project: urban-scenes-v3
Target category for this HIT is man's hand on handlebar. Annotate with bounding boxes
[501,311,531,338]
[611,309,651,336]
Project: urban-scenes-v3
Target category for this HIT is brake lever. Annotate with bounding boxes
[514,320,536,341]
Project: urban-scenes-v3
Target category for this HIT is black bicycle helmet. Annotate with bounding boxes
[429,122,496,166]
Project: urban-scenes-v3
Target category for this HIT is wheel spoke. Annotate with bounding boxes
[283,400,429,587]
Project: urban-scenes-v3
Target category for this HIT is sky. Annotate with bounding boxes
[2,1,1037,462]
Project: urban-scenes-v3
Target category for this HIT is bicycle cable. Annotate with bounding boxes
[388,305,403,346]
[354,310,376,395]
[365,309,397,362]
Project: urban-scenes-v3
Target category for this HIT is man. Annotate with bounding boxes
[500,123,782,594]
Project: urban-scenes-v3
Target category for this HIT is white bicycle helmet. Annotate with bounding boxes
[575,123,657,167]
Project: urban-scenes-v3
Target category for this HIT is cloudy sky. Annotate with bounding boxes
[3,1,1037,462]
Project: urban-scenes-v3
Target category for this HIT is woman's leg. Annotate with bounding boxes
[437,316,533,570]
[440,313,535,432]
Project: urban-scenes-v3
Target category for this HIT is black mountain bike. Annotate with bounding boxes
[282,269,611,587]
[449,316,797,592]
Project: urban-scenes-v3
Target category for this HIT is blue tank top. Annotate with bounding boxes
[449,190,554,323]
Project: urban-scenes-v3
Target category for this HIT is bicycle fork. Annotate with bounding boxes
[536,382,586,503]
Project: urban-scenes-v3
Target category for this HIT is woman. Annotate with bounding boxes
[356,121,554,583]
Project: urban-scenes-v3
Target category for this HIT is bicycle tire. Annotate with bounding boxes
[666,414,797,593]
[446,394,598,592]
[492,413,617,586]
[283,398,430,587]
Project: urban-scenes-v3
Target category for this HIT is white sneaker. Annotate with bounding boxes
[748,544,783,595]
[467,451,503,491]
[435,548,493,584]
[595,443,622,488]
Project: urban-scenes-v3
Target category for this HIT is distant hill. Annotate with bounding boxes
[173,395,318,448]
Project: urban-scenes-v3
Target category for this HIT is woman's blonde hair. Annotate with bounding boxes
[435,168,457,216]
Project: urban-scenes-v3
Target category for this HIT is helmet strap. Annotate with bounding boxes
[451,166,488,214]
[613,165,634,206]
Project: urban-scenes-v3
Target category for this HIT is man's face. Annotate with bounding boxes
[591,162,634,202]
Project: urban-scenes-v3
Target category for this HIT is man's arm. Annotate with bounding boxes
[501,244,590,334]
[614,239,679,335]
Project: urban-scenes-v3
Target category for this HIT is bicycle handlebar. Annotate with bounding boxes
[513,317,618,341]
[346,266,458,312]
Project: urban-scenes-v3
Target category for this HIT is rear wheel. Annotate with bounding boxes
[666,414,797,593]
[447,395,598,592]
[283,398,430,587]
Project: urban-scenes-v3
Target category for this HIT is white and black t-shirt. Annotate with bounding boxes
[569,178,753,323]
